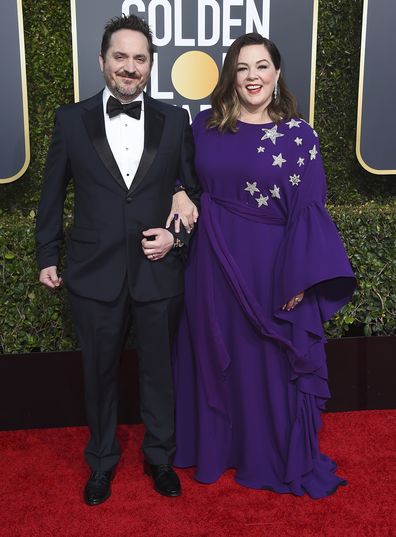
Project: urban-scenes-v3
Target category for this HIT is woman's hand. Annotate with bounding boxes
[282,291,304,311]
[166,190,199,233]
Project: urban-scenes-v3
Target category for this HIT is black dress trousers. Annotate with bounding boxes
[69,281,183,472]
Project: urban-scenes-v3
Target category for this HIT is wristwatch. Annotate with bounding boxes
[174,184,186,193]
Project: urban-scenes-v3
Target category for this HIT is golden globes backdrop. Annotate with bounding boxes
[0,0,29,184]
[356,0,396,174]
[71,0,318,122]
[2,1,395,183]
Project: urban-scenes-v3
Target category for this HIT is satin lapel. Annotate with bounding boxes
[82,101,127,192]
[128,98,165,196]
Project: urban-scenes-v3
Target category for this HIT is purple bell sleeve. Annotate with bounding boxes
[273,129,356,337]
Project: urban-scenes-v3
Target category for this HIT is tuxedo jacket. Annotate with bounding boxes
[36,91,201,302]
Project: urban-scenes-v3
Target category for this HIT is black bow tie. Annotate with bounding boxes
[106,96,142,119]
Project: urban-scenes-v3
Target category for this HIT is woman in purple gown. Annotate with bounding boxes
[172,33,356,499]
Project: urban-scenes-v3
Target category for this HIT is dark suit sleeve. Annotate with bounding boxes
[35,110,71,270]
[169,108,201,248]
[178,108,201,207]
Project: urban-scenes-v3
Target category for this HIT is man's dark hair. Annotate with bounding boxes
[101,14,155,63]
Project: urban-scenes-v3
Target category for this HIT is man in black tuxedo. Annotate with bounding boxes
[36,14,200,505]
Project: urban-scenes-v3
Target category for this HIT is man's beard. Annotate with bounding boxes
[106,70,142,102]
[112,81,140,102]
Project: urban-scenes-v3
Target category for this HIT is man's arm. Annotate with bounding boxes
[36,110,71,281]
[166,109,201,245]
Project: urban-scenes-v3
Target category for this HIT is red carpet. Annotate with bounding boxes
[0,410,395,537]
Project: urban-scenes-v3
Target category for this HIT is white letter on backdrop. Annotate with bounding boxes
[223,0,244,46]
[198,0,220,47]
[149,0,172,47]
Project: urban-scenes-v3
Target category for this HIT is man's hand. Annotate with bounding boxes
[142,228,175,261]
[282,291,304,311]
[166,190,199,234]
[39,266,63,289]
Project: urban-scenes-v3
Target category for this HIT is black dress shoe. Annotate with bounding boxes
[144,461,181,497]
[84,470,114,506]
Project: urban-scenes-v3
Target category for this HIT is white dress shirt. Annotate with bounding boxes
[102,87,145,189]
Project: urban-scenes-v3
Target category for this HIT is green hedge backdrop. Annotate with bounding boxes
[0,0,395,353]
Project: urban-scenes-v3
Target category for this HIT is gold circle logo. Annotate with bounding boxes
[171,51,219,101]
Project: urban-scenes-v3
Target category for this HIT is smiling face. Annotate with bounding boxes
[235,44,280,120]
[99,29,152,102]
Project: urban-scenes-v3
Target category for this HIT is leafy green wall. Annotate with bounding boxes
[316,0,396,204]
[1,1,73,211]
[0,0,395,353]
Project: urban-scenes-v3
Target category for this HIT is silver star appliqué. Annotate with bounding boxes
[269,185,281,199]
[261,125,284,145]
[309,145,318,160]
[286,119,301,129]
[294,137,303,146]
[257,146,265,153]
[256,194,269,207]
[313,130,318,138]
[289,174,301,186]
[245,181,260,196]
[272,153,286,168]
[297,157,305,167]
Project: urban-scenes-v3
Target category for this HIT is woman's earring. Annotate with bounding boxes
[273,83,279,101]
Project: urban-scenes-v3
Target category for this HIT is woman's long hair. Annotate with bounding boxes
[207,33,299,133]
